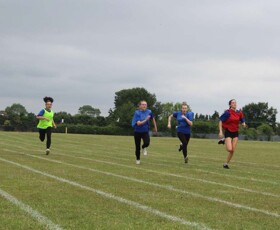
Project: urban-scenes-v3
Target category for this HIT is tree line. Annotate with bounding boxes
[0,87,279,140]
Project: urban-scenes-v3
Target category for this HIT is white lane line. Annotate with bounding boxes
[74,152,278,186]
[3,136,280,171]
[53,137,280,169]
[0,157,212,230]
[2,148,279,199]
[23,153,280,218]
[2,139,279,183]
[56,152,280,199]
[2,141,279,186]
[0,188,63,230]
[193,169,278,185]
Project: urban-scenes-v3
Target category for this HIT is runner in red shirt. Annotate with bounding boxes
[219,99,246,169]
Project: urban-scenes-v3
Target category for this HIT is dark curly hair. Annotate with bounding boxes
[43,96,54,103]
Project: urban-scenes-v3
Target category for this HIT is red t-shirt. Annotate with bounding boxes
[220,109,245,132]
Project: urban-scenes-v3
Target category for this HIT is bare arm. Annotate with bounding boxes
[36,116,49,121]
[181,115,193,126]
[136,115,151,126]
[152,118,158,133]
[52,120,57,129]
[218,121,223,138]
[167,114,173,128]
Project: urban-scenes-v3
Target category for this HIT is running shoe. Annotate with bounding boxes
[223,164,230,169]
[184,156,188,163]
[218,138,225,145]
[178,144,183,152]
[143,148,148,156]
[136,160,141,165]
[46,149,50,155]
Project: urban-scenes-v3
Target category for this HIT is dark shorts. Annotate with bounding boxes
[225,129,239,139]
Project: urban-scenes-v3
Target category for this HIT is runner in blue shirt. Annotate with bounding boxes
[132,100,158,165]
[167,102,194,163]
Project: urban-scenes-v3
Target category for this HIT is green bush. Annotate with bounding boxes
[54,124,133,136]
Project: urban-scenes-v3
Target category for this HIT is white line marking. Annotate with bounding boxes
[2,138,279,182]
[3,148,279,198]
[0,157,212,230]
[0,187,63,230]
[3,135,280,170]
[56,152,280,199]
[22,153,280,218]
[193,169,278,185]
[79,152,279,186]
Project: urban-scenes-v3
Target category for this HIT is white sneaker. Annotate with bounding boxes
[46,149,50,155]
[143,148,148,156]
[136,160,141,165]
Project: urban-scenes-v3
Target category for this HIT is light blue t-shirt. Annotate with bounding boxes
[132,109,154,133]
[173,111,194,134]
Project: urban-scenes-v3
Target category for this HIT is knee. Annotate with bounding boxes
[226,147,233,153]
[227,149,234,154]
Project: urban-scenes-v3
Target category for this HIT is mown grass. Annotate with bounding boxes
[0,131,279,230]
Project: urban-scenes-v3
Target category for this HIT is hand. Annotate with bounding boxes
[218,132,224,139]
[242,123,247,128]
[167,123,171,129]
[181,115,187,119]
[146,115,151,121]
[44,117,50,121]
[54,124,57,129]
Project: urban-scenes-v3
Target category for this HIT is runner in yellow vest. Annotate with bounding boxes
[36,97,57,155]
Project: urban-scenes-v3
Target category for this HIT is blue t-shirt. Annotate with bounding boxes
[37,109,45,116]
[173,111,194,134]
[132,109,154,133]
[219,109,245,123]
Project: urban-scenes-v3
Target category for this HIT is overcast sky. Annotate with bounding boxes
[0,0,279,121]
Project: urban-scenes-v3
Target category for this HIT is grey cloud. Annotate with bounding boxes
[0,0,279,120]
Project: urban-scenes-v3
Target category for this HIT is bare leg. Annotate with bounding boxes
[225,137,238,164]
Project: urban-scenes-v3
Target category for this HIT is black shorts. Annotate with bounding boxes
[224,129,239,139]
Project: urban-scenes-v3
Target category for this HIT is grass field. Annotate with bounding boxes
[0,131,279,230]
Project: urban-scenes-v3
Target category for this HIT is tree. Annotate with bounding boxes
[276,123,280,135]
[156,102,180,135]
[5,104,28,131]
[114,101,135,129]
[114,87,157,109]
[157,102,174,120]
[110,87,158,129]
[257,123,274,141]
[210,111,220,121]
[3,120,13,131]
[0,111,7,128]
[74,114,95,125]
[242,102,277,130]
[54,112,74,124]
[78,105,101,117]
[5,103,28,116]
[243,128,258,140]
